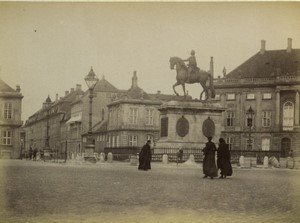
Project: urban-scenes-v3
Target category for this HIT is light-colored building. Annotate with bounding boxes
[24,85,84,157]
[214,38,300,157]
[0,79,23,158]
[106,71,161,148]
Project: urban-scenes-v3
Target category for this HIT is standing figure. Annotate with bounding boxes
[184,50,198,81]
[177,148,184,164]
[138,140,152,171]
[33,148,38,161]
[29,147,33,160]
[217,138,233,179]
[202,136,218,179]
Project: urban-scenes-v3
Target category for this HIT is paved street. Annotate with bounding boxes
[0,160,299,223]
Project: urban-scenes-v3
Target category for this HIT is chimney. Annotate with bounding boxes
[71,88,74,92]
[260,40,266,54]
[76,84,81,91]
[65,91,69,96]
[16,85,21,92]
[56,93,58,101]
[132,71,138,88]
[210,57,214,78]
[287,38,292,53]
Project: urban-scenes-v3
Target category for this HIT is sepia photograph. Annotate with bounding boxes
[0,1,300,222]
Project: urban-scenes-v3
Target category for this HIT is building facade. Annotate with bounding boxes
[214,38,300,157]
[24,85,84,156]
[0,79,23,158]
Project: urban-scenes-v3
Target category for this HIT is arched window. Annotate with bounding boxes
[283,101,294,130]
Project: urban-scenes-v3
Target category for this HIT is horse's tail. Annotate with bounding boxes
[208,73,215,98]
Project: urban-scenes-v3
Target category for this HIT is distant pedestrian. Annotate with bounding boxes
[217,138,232,179]
[33,148,38,161]
[202,136,218,179]
[138,140,152,171]
[177,148,183,164]
[40,149,44,160]
[29,147,33,160]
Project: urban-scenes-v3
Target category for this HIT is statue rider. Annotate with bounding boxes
[184,50,197,81]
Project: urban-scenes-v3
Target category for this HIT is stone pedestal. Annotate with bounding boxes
[107,152,113,163]
[156,100,226,148]
[162,154,168,164]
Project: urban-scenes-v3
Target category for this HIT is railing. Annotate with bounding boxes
[103,147,285,164]
[230,150,283,164]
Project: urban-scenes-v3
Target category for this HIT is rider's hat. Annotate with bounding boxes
[191,50,195,55]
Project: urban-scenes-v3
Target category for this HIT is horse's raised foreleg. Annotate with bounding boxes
[173,82,181,96]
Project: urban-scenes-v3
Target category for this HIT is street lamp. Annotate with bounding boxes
[246,106,255,150]
[84,67,99,161]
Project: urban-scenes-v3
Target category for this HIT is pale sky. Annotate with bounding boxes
[1,2,300,121]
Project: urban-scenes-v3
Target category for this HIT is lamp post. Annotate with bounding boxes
[246,106,255,150]
[84,67,99,161]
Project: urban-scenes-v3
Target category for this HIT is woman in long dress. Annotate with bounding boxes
[217,138,233,179]
[202,136,218,179]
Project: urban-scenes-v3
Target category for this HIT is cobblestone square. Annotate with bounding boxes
[0,160,299,223]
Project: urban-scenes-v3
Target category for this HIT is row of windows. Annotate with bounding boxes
[225,137,271,151]
[109,107,154,125]
[226,101,294,129]
[215,93,272,100]
[1,131,12,145]
[129,108,154,125]
[104,134,154,147]
[226,111,272,127]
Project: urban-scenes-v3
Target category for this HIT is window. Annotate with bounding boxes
[146,109,154,125]
[129,135,138,146]
[107,136,111,147]
[262,138,270,151]
[111,136,115,147]
[246,93,255,100]
[101,109,105,120]
[226,137,233,150]
[129,108,138,124]
[226,111,235,126]
[146,134,154,142]
[262,111,271,127]
[246,138,254,150]
[283,101,294,130]
[226,93,235,100]
[4,103,13,119]
[1,131,12,145]
[160,117,168,137]
[116,136,119,147]
[215,94,220,100]
[263,93,272,99]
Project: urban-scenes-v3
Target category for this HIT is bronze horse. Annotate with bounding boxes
[169,56,215,100]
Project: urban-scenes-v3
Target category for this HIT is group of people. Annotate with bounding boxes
[202,136,232,179]
[138,137,233,179]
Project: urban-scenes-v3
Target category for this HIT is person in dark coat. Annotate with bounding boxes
[138,140,152,171]
[217,138,233,179]
[29,147,33,160]
[202,136,218,179]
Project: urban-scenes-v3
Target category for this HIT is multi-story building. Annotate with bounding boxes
[105,71,185,150]
[24,85,84,156]
[106,71,161,148]
[0,79,23,158]
[214,38,300,157]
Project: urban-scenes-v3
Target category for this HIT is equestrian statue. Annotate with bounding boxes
[169,50,215,101]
